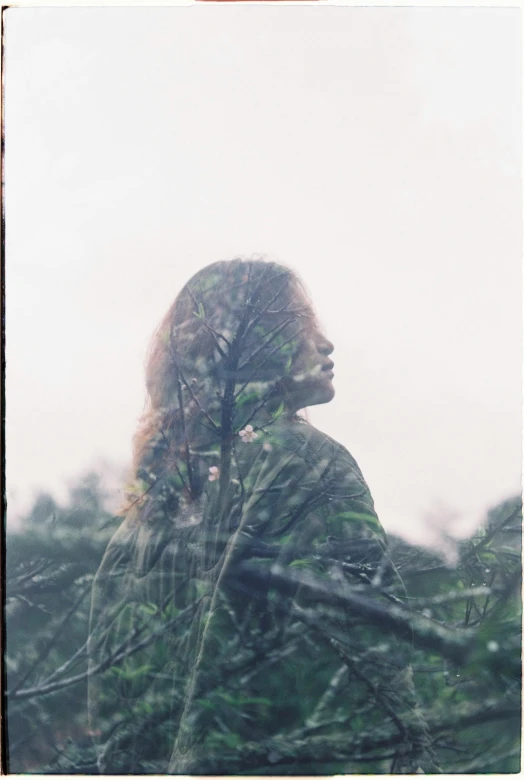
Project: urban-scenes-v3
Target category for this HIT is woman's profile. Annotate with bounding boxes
[88,258,432,774]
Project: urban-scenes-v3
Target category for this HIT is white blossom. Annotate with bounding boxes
[239,425,258,443]
[208,466,220,482]
[487,640,499,653]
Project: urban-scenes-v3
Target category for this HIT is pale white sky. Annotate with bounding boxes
[5,6,522,544]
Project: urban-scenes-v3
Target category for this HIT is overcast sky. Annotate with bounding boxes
[5,5,521,544]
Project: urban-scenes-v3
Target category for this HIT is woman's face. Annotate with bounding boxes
[282,288,335,413]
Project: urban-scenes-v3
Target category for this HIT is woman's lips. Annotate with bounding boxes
[322,363,334,379]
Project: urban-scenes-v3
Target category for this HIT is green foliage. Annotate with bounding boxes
[4,474,521,774]
[388,495,521,773]
[5,473,120,773]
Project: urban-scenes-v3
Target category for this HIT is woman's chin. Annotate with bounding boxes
[321,383,336,404]
[284,378,336,415]
[305,381,335,408]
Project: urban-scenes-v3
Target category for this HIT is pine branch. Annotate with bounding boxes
[231,560,476,665]
[7,582,92,696]
[11,598,201,700]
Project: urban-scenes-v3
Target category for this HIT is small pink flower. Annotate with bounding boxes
[262,441,272,452]
[208,466,220,481]
[239,425,258,443]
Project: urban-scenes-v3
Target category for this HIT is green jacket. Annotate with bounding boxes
[88,419,429,774]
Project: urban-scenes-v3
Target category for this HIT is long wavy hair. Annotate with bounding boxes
[127,258,317,519]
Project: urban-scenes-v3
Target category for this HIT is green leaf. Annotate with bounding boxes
[193,302,206,319]
[289,558,313,569]
[336,510,382,530]
[140,602,159,616]
[272,402,285,420]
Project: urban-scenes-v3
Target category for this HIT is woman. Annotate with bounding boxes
[88,258,432,774]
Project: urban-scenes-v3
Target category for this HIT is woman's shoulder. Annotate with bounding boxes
[267,417,363,474]
[268,418,377,509]
[258,418,383,542]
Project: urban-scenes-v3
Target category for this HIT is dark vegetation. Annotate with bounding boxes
[4,473,521,774]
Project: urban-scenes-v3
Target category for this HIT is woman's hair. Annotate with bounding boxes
[127,258,317,514]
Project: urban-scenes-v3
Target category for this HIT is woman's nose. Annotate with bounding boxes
[317,335,334,356]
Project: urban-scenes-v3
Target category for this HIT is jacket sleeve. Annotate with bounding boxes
[87,516,186,774]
